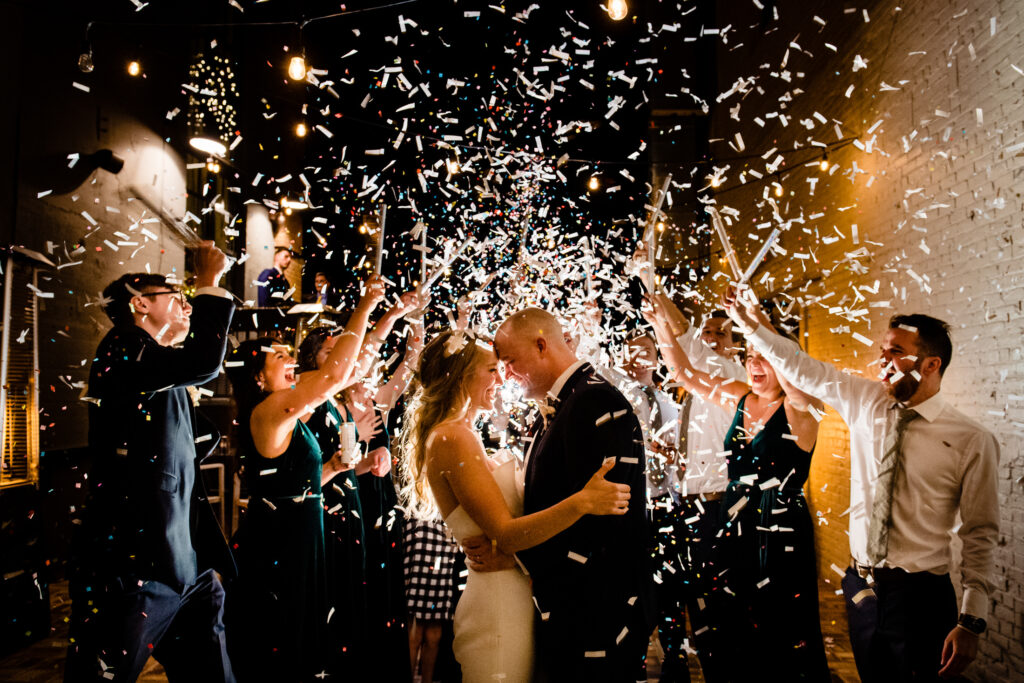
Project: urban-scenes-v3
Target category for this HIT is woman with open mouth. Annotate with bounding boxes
[644,291,832,682]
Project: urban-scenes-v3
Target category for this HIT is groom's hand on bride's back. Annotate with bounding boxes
[579,458,631,516]
[462,534,517,573]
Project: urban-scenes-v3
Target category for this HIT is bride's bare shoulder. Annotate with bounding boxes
[425,420,482,463]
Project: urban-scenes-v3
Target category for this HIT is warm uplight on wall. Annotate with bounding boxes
[606,0,629,21]
[288,56,307,81]
[127,60,142,77]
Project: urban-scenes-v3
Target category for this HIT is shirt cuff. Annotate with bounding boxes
[747,324,775,349]
[961,587,988,621]
[195,286,232,300]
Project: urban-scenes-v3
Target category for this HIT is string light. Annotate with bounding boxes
[206,158,221,173]
[127,60,141,77]
[657,221,666,232]
[606,0,629,21]
[819,153,830,171]
[288,55,307,81]
[773,181,784,197]
[295,121,308,137]
[588,175,600,191]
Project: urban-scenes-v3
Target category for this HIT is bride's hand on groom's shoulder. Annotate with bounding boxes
[579,459,631,516]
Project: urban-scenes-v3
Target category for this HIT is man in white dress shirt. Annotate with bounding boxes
[728,297,999,682]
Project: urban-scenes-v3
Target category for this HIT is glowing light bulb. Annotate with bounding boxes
[710,176,722,188]
[295,122,308,137]
[206,158,221,174]
[78,51,94,73]
[588,175,600,191]
[819,157,830,171]
[657,221,666,232]
[773,182,784,197]
[288,56,307,81]
[607,0,629,21]
[127,60,141,77]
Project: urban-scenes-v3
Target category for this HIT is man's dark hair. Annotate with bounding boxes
[709,309,729,320]
[889,314,953,376]
[101,273,170,327]
[274,246,291,255]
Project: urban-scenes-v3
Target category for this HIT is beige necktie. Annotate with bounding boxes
[866,405,920,564]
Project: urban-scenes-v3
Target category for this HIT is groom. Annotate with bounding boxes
[494,308,656,682]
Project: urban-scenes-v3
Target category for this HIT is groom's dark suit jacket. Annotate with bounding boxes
[518,362,656,672]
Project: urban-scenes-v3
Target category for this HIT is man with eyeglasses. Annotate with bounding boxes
[67,242,237,682]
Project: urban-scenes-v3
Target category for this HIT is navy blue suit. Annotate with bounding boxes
[518,363,656,682]
[256,267,289,307]
[66,293,236,682]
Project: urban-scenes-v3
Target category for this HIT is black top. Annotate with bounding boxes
[82,293,235,590]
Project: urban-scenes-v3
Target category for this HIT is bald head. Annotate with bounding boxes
[495,308,577,400]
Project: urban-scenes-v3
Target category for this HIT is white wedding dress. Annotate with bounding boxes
[444,459,535,682]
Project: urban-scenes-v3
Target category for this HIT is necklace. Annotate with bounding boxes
[744,395,783,435]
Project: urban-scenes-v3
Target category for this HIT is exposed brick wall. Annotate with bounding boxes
[696,0,1024,678]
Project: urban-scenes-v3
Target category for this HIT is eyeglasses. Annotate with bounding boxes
[140,290,187,306]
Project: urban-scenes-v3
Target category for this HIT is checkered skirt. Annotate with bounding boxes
[402,517,460,621]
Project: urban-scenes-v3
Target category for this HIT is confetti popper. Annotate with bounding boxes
[739,227,781,284]
[374,202,387,274]
[418,238,475,295]
[708,205,743,281]
[419,224,427,283]
[644,174,673,293]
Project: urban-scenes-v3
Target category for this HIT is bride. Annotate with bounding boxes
[401,329,630,683]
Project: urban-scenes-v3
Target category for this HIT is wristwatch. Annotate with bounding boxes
[957,613,987,635]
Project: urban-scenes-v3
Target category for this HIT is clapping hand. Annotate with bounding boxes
[354,411,383,445]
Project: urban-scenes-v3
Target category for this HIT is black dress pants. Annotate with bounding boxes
[847,566,958,683]
[65,568,234,682]
[672,496,729,683]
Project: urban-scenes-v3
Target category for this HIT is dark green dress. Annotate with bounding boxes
[719,393,830,681]
[229,420,327,682]
[306,400,368,677]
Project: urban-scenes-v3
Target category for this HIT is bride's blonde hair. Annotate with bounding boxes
[399,330,490,520]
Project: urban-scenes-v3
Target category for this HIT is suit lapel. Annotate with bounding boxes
[524,363,594,493]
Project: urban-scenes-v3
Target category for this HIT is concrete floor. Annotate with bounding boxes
[0,579,859,682]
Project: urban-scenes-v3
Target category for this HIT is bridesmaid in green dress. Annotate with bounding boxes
[645,291,830,681]
[224,276,384,681]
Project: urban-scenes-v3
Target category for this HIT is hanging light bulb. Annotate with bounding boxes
[710,176,722,188]
[206,158,221,173]
[773,181,784,197]
[288,55,307,81]
[127,60,141,77]
[295,121,308,137]
[819,154,830,171]
[78,50,95,73]
[588,175,600,191]
[606,0,629,21]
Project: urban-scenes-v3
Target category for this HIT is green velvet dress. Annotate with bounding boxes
[306,400,367,677]
[229,419,327,682]
[719,393,830,682]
